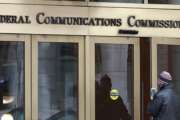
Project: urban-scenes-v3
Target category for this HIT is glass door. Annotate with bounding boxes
[32,35,84,120]
[88,37,140,120]
[0,34,31,120]
[151,38,180,93]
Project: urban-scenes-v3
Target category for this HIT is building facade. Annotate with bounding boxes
[0,0,180,120]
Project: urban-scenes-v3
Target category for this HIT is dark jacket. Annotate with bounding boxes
[148,84,180,120]
[96,96,131,120]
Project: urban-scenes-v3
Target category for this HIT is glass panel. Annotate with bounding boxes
[0,42,25,120]
[38,42,78,120]
[91,0,143,3]
[149,0,180,4]
[95,44,133,120]
[158,45,180,93]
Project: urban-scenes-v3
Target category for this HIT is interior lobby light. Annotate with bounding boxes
[3,96,14,104]
[1,113,14,120]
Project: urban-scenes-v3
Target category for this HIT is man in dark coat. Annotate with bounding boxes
[148,71,180,120]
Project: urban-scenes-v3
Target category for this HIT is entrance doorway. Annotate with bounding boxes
[32,35,85,120]
[151,38,180,96]
[140,37,180,120]
[0,35,31,120]
[88,37,140,120]
[140,38,180,120]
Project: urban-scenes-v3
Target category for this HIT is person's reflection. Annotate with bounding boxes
[96,74,131,120]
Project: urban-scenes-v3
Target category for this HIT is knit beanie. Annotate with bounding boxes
[159,71,172,84]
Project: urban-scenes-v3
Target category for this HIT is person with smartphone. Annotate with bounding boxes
[148,71,180,120]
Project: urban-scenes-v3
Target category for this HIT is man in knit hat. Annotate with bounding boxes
[148,71,180,120]
[158,71,172,88]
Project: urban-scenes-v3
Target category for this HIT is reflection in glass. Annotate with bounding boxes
[0,42,24,120]
[158,45,180,93]
[149,0,180,4]
[38,43,78,120]
[91,0,143,3]
[95,44,133,120]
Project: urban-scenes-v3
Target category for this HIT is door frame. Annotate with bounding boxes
[31,35,85,120]
[151,38,180,90]
[0,34,31,120]
[88,36,140,120]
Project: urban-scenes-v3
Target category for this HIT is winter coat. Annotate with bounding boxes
[96,96,131,120]
[148,84,180,120]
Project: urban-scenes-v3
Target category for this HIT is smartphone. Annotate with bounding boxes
[150,88,157,100]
